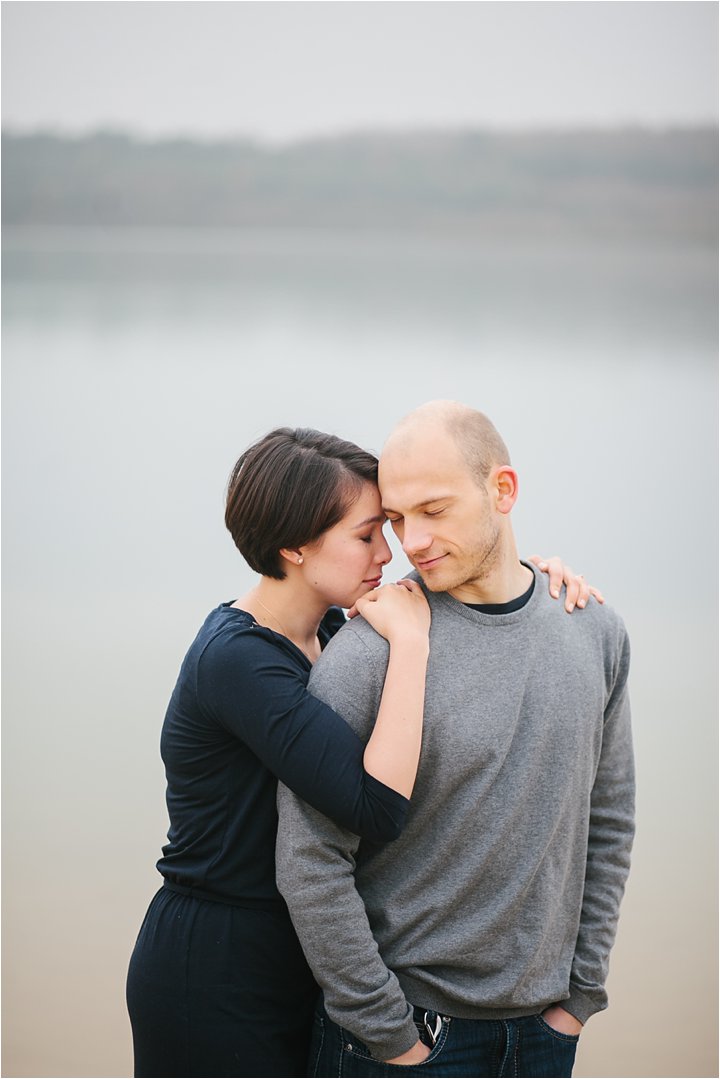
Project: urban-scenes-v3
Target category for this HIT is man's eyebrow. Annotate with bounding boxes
[382,496,453,514]
[351,515,386,528]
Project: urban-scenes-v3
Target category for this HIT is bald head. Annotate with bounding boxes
[380,401,521,599]
[384,400,510,487]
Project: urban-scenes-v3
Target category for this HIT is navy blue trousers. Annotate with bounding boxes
[310,1002,579,1078]
[126,885,318,1078]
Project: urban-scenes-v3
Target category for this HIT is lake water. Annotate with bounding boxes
[2,226,717,1078]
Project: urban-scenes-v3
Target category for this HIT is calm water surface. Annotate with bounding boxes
[2,227,717,1077]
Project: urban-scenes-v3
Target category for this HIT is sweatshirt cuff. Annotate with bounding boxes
[363,1011,420,1063]
[563,985,607,1026]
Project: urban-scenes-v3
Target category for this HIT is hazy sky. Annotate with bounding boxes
[2,1,717,141]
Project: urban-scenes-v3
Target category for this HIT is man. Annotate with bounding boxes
[275,400,634,1078]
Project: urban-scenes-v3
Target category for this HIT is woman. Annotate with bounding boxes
[126,426,597,1079]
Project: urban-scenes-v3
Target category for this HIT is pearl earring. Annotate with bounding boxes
[297,556,304,564]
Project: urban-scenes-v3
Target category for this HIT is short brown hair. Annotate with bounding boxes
[225,428,378,579]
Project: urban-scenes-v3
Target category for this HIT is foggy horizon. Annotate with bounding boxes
[4,127,714,241]
[2,119,718,147]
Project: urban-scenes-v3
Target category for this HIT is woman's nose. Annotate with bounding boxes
[376,534,392,564]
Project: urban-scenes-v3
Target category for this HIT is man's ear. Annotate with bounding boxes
[493,466,519,515]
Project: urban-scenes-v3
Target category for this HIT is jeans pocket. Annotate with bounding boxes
[340,1017,451,1072]
[534,1014,580,1043]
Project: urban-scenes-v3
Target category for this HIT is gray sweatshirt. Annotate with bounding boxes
[275,564,635,1062]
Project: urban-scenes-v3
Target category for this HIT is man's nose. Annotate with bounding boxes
[402,523,433,557]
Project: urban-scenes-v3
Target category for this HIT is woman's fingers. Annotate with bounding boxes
[529,554,604,612]
[354,580,431,635]
[535,554,564,599]
[563,570,605,610]
[563,570,581,613]
[394,578,420,595]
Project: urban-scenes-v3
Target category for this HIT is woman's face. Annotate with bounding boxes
[301,482,393,609]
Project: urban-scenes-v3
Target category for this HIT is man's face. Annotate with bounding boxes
[379,427,502,599]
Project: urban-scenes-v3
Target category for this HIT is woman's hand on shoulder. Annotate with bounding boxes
[349,580,431,644]
[529,554,605,613]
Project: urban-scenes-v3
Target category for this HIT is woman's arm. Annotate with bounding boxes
[352,581,430,799]
[197,620,427,843]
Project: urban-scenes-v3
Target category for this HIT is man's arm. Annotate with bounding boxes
[275,624,421,1062]
[564,620,635,1024]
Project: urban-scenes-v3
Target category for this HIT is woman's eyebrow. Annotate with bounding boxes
[352,514,386,528]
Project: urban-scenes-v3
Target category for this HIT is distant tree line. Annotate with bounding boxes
[2,127,717,242]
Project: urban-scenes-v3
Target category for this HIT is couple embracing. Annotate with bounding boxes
[127,400,634,1079]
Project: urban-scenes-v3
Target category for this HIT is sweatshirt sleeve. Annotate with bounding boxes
[196,624,408,844]
[275,626,420,1062]
[565,620,635,1024]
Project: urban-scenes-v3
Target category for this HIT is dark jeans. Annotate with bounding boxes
[310,1003,579,1078]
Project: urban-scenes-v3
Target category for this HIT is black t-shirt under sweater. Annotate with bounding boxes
[464,572,536,616]
[157,603,408,905]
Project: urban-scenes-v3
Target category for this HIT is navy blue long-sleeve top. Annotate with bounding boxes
[157,602,408,904]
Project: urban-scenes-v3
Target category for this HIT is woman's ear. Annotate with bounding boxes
[279,548,304,567]
[493,466,519,515]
